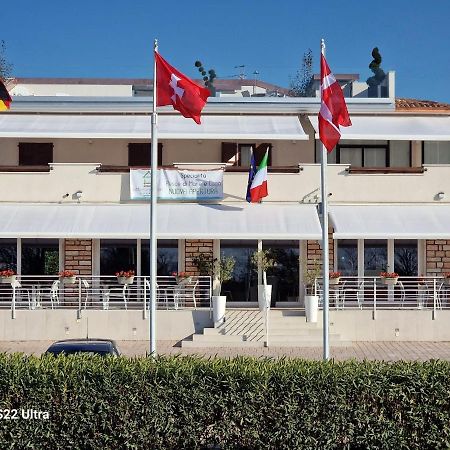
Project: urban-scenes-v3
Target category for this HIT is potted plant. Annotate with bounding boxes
[251,250,276,311]
[115,270,135,285]
[380,271,399,286]
[303,259,321,323]
[193,252,235,326]
[444,273,450,286]
[59,270,77,284]
[0,269,16,284]
[329,271,342,285]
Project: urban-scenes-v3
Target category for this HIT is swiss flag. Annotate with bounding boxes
[155,52,210,124]
[318,54,351,152]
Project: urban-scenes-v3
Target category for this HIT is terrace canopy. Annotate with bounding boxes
[0,114,308,140]
[0,203,322,240]
[330,205,450,239]
[309,115,450,141]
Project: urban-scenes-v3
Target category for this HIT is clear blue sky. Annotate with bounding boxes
[3,0,450,102]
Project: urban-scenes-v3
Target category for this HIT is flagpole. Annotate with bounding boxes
[320,38,330,361]
[149,38,158,356]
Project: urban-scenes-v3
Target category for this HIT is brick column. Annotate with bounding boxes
[184,239,214,276]
[64,239,93,275]
[306,228,335,272]
[426,240,450,277]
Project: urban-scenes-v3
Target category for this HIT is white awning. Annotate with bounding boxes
[308,115,450,140]
[0,114,308,140]
[330,205,450,239]
[0,203,321,239]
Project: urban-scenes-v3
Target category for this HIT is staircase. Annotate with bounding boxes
[181,308,350,348]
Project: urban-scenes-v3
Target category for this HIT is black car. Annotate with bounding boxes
[45,339,121,356]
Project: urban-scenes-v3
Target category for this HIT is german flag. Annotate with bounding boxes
[0,79,11,110]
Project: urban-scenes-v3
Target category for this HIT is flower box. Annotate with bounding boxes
[117,276,134,285]
[62,276,77,285]
[381,277,399,286]
[329,277,341,285]
[0,275,16,284]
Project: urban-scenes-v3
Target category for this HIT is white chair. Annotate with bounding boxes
[38,280,60,309]
[11,280,31,309]
[102,284,128,310]
[82,279,90,309]
[174,277,199,309]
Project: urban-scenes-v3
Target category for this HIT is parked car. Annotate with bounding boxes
[45,339,121,356]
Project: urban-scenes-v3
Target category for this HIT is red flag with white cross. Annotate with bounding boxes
[318,54,351,151]
[155,52,210,124]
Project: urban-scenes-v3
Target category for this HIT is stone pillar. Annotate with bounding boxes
[64,239,93,275]
[426,240,450,277]
[184,239,214,276]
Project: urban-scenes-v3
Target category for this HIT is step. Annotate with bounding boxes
[181,339,264,348]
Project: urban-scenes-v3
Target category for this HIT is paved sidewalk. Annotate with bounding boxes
[1,341,450,361]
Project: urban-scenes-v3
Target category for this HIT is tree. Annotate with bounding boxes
[194,60,216,96]
[289,49,314,97]
[0,40,12,81]
[366,47,386,87]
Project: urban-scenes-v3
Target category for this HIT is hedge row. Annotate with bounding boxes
[0,354,449,449]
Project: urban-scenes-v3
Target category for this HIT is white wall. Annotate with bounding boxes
[11,84,132,97]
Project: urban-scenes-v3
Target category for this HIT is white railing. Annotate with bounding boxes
[0,275,212,318]
[314,276,450,317]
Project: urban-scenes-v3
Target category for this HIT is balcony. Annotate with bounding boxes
[0,162,448,204]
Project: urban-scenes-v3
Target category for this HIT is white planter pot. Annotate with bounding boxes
[381,277,398,286]
[117,276,134,285]
[62,276,77,285]
[305,295,319,323]
[212,295,226,326]
[329,277,340,285]
[258,285,272,311]
[0,275,16,284]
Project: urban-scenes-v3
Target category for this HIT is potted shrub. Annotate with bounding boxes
[303,259,321,323]
[59,270,77,285]
[444,273,450,286]
[251,250,276,311]
[115,270,135,285]
[380,271,399,286]
[0,269,16,284]
[329,271,342,285]
[193,252,235,326]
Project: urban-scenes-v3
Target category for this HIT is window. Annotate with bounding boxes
[141,240,178,276]
[0,239,17,272]
[337,145,388,167]
[21,239,59,275]
[221,143,272,167]
[337,240,358,276]
[19,143,53,166]
[394,240,418,276]
[100,240,137,275]
[364,240,387,276]
[128,143,163,167]
[390,141,411,167]
[262,240,299,302]
[220,240,257,302]
[423,141,450,164]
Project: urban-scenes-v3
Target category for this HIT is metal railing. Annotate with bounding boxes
[314,276,450,317]
[0,275,212,318]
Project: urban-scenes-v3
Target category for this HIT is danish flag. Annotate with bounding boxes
[318,54,351,152]
[155,52,210,124]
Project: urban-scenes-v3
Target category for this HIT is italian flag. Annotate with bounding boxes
[250,149,269,203]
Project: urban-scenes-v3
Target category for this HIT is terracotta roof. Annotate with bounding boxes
[396,98,450,111]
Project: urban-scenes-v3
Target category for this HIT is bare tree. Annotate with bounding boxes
[0,40,12,81]
[289,49,314,97]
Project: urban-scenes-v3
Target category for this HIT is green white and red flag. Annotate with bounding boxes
[249,148,269,203]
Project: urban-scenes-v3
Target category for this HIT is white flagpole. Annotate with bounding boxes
[320,38,330,361]
[149,38,158,356]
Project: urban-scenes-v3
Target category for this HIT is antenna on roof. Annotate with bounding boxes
[234,65,246,79]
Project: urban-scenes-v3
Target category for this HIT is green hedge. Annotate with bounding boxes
[0,354,449,449]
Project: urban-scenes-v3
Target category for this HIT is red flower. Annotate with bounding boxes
[59,270,76,278]
[0,269,15,277]
[116,270,135,278]
[329,272,341,279]
[380,272,399,279]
